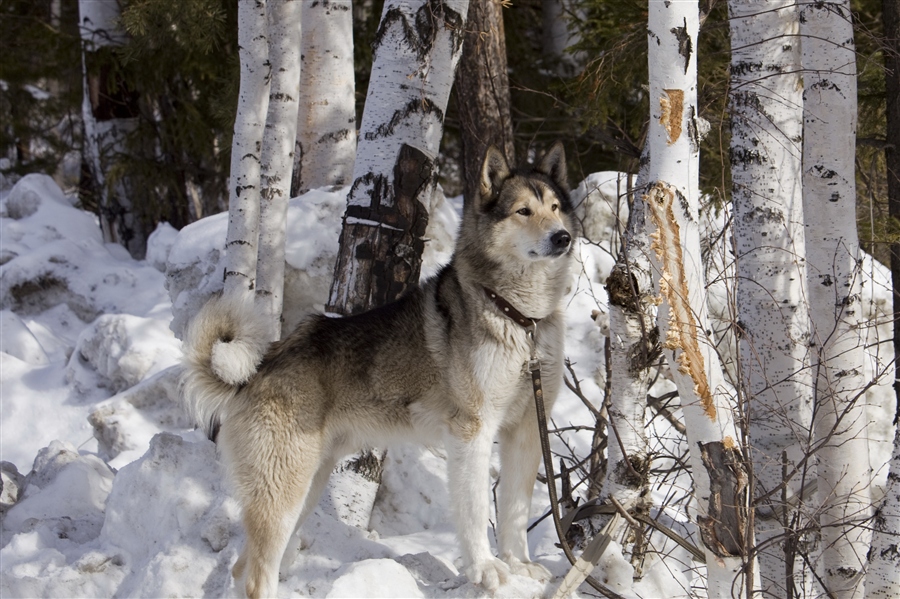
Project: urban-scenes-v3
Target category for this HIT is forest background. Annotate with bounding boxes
[2,0,899,597]
[2,0,890,264]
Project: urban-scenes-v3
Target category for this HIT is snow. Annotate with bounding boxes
[1,174,892,598]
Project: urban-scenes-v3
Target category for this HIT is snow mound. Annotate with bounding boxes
[2,441,114,551]
[0,176,167,322]
[88,366,191,468]
[327,558,424,598]
[145,222,179,273]
[98,432,241,598]
[66,313,181,394]
[0,310,49,365]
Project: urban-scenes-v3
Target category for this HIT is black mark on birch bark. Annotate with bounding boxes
[697,440,747,558]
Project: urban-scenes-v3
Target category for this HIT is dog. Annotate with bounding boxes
[180,142,575,598]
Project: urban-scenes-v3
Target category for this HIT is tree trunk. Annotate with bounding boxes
[291,0,356,196]
[324,0,469,529]
[222,0,269,299]
[801,3,871,597]
[78,0,143,258]
[648,3,749,594]
[866,2,900,595]
[255,0,303,342]
[602,170,655,569]
[456,0,514,202]
[727,1,814,595]
[327,0,469,316]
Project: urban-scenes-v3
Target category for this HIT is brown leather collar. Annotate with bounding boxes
[483,287,540,328]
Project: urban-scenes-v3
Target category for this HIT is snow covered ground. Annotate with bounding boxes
[0,174,893,598]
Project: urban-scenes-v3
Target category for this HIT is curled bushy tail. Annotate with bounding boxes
[180,292,271,436]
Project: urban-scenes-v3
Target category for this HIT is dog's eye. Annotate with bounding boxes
[517,207,532,216]
[551,204,559,211]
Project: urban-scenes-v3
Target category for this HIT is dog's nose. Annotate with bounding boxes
[551,229,571,249]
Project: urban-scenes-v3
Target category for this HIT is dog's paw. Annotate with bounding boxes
[465,558,510,591]
[505,557,551,581]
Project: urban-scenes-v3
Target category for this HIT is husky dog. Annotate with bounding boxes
[181,143,575,598]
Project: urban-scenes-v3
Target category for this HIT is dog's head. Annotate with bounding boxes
[469,142,574,263]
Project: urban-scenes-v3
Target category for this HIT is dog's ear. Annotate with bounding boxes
[536,141,568,192]
[479,145,510,209]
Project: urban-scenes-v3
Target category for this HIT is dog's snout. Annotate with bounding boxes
[551,229,571,249]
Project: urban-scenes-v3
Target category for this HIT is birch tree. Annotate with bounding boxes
[327,0,469,315]
[801,3,871,596]
[78,0,142,257]
[867,427,900,598]
[222,0,269,300]
[601,170,656,567]
[254,0,303,342]
[727,2,813,595]
[324,0,469,529]
[291,0,356,195]
[867,3,900,594]
[645,3,749,595]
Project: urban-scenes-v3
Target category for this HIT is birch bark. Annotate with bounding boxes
[867,3,900,595]
[327,0,469,316]
[255,0,302,342]
[801,3,871,596]
[222,0,269,300]
[727,2,813,595]
[647,2,748,595]
[292,0,356,195]
[602,171,655,568]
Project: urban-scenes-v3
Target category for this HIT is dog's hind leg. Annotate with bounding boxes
[446,428,511,591]
[496,410,552,581]
[230,432,323,599]
[279,454,338,577]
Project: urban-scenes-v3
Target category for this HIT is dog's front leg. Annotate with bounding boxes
[446,429,510,591]
[497,410,552,581]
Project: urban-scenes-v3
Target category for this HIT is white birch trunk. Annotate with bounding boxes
[78,0,141,256]
[800,3,871,596]
[256,0,302,342]
[604,173,654,514]
[222,0,269,300]
[327,0,469,315]
[647,3,749,595]
[866,426,900,598]
[292,0,356,195]
[600,173,654,571]
[727,2,814,595]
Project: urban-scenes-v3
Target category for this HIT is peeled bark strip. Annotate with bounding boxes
[802,2,871,597]
[647,3,748,595]
[222,0,269,298]
[255,0,302,341]
[727,1,813,595]
[292,0,356,195]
